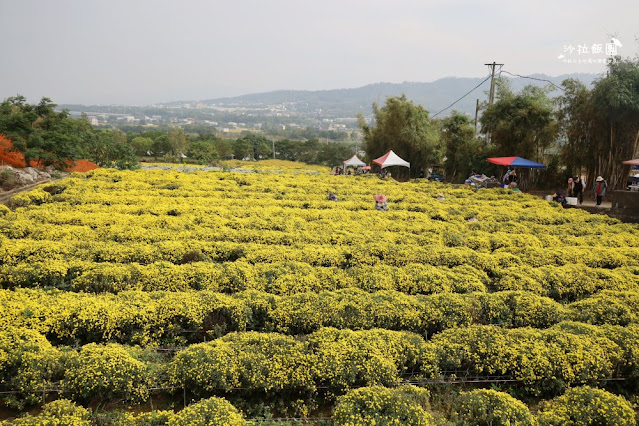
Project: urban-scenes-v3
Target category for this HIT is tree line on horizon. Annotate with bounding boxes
[1,57,637,189]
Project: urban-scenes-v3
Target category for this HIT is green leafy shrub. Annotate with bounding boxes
[0,170,17,190]
[333,385,434,425]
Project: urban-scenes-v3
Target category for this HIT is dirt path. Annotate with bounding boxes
[0,178,63,205]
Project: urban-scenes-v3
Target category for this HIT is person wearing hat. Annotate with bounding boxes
[593,176,607,206]
[567,177,575,197]
[374,194,388,211]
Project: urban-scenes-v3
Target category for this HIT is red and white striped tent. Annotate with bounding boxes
[372,150,410,169]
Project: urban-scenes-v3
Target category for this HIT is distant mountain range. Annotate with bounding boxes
[171,73,599,118]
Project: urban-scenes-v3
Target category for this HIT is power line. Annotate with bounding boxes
[499,70,565,92]
[431,74,492,118]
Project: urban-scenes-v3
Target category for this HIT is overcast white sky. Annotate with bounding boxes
[0,0,637,105]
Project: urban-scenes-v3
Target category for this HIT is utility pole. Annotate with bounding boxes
[474,99,480,132]
[484,61,503,143]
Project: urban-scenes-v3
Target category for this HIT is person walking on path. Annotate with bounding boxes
[593,176,607,206]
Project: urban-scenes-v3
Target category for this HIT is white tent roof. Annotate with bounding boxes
[372,150,410,168]
[343,155,366,167]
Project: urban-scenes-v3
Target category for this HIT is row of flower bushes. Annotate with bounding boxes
[4,234,638,272]
[4,385,635,425]
[3,323,638,408]
[2,257,638,302]
[1,288,637,346]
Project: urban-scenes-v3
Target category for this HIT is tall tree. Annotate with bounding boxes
[358,95,440,177]
[590,58,639,189]
[556,78,596,178]
[441,111,483,182]
[168,127,188,158]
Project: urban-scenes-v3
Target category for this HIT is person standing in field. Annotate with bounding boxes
[567,177,575,197]
[593,176,607,206]
[574,177,585,204]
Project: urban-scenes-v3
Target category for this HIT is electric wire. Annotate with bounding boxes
[431,74,492,118]
[499,70,565,92]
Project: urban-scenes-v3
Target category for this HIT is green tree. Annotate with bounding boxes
[441,111,483,182]
[233,137,252,160]
[317,142,357,167]
[556,78,595,178]
[236,133,273,160]
[214,138,233,159]
[168,127,188,159]
[187,140,219,164]
[130,136,154,156]
[85,130,138,169]
[151,134,171,158]
[358,94,440,177]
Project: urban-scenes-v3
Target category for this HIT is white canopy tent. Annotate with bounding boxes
[343,155,366,168]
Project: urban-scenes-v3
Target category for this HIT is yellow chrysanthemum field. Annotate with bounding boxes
[1,162,638,424]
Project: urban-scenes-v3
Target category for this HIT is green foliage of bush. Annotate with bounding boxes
[455,389,535,425]
[0,170,17,190]
[333,385,434,426]
[537,386,636,426]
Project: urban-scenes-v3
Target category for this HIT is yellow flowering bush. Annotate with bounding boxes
[169,396,245,425]
[0,327,61,408]
[6,188,52,209]
[455,389,535,425]
[3,399,91,425]
[333,385,434,426]
[62,343,150,403]
[536,386,636,426]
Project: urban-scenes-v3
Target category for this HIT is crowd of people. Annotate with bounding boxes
[330,166,611,210]
[553,175,608,206]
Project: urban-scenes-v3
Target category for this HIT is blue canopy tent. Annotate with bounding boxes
[487,156,546,168]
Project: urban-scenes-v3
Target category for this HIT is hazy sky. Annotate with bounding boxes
[1,0,637,105]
